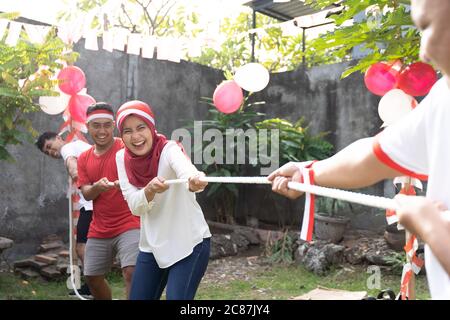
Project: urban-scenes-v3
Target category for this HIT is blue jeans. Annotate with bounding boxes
[130,238,210,300]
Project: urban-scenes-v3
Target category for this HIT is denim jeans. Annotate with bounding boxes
[130,238,210,300]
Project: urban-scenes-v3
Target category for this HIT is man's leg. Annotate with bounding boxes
[85,275,112,300]
[122,266,134,299]
[115,229,140,299]
[75,209,93,295]
[76,208,92,266]
[84,237,113,300]
[76,243,86,264]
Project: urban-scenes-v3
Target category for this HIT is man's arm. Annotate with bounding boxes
[314,137,401,188]
[80,177,118,201]
[270,138,403,198]
[395,195,450,276]
[65,156,78,181]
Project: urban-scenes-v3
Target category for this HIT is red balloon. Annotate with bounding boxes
[397,62,437,96]
[364,62,399,96]
[58,66,86,95]
[68,94,96,123]
[213,80,243,114]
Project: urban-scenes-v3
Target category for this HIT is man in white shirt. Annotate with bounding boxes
[269,0,450,299]
[36,131,93,296]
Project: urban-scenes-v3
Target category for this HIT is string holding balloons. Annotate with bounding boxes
[39,65,95,142]
[212,63,270,114]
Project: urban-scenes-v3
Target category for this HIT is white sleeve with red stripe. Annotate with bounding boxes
[372,94,431,180]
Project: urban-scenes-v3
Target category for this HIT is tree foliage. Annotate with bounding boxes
[190,12,304,73]
[57,0,420,77]
[0,13,77,161]
[59,0,194,36]
[304,0,421,77]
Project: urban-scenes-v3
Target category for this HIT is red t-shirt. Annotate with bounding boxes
[77,138,140,238]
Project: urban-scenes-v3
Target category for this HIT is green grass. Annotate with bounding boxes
[196,264,430,300]
[0,270,126,300]
[0,264,430,300]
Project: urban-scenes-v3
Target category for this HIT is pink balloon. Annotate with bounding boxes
[57,66,86,95]
[68,94,96,123]
[213,80,243,114]
[397,62,437,97]
[364,62,399,96]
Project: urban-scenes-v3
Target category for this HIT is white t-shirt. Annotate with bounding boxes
[374,77,450,299]
[60,140,93,211]
[116,141,211,268]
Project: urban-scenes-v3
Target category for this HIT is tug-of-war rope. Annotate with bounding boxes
[67,175,415,300]
[166,176,398,210]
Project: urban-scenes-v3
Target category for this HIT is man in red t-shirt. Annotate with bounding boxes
[77,102,140,300]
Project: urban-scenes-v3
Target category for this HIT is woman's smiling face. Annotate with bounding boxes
[121,115,153,156]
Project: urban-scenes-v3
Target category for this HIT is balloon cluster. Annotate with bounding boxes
[212,63,270,114]
[364,61,437,126]
[39,66,96,142]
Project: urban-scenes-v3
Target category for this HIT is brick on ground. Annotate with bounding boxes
[29,258,50,270]
[41,266,63,280]
[35,254,57,265]
[13,258,34,269]
[42,234,62,243]
[57,263,69,274]
[15,268,41,280]
[0,237,13,250]
[58,250,70,258]
[39,240,64,252]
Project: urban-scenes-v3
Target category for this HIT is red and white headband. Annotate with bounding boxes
[117,109,155,129]
[86,110,114,123]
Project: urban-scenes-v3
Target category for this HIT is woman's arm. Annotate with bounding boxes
[166,142,207,192]
[116,151,154,216]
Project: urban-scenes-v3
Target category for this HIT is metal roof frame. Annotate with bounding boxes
[244,0,338,22]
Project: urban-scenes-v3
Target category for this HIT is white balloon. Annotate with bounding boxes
[234,63,270,92]
[39,89,71,115]
[378,89,416,127]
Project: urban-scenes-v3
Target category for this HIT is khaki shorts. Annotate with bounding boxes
[84,229,140,276]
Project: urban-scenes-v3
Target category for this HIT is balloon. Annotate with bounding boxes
[57,66,86,95]
[234,63,270,92]
[68,94,96,123]
[364,62,399,96]
[213,80,243,114]
[39,89,71,115]
[397,62,437,96]
[378,89,416,127]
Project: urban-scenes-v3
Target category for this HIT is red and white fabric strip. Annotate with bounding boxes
[386,181,417,229]
[385,208,398,225]
[404,234,418,260]
[400,263,413,300]
[300,167,315,242]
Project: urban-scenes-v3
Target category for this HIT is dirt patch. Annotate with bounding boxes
[202,246,270,285]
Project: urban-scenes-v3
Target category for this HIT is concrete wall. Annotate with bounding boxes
[0,44,390,257]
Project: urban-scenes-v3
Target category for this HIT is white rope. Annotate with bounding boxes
[68,179,88,301]
[164,176,399,211]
